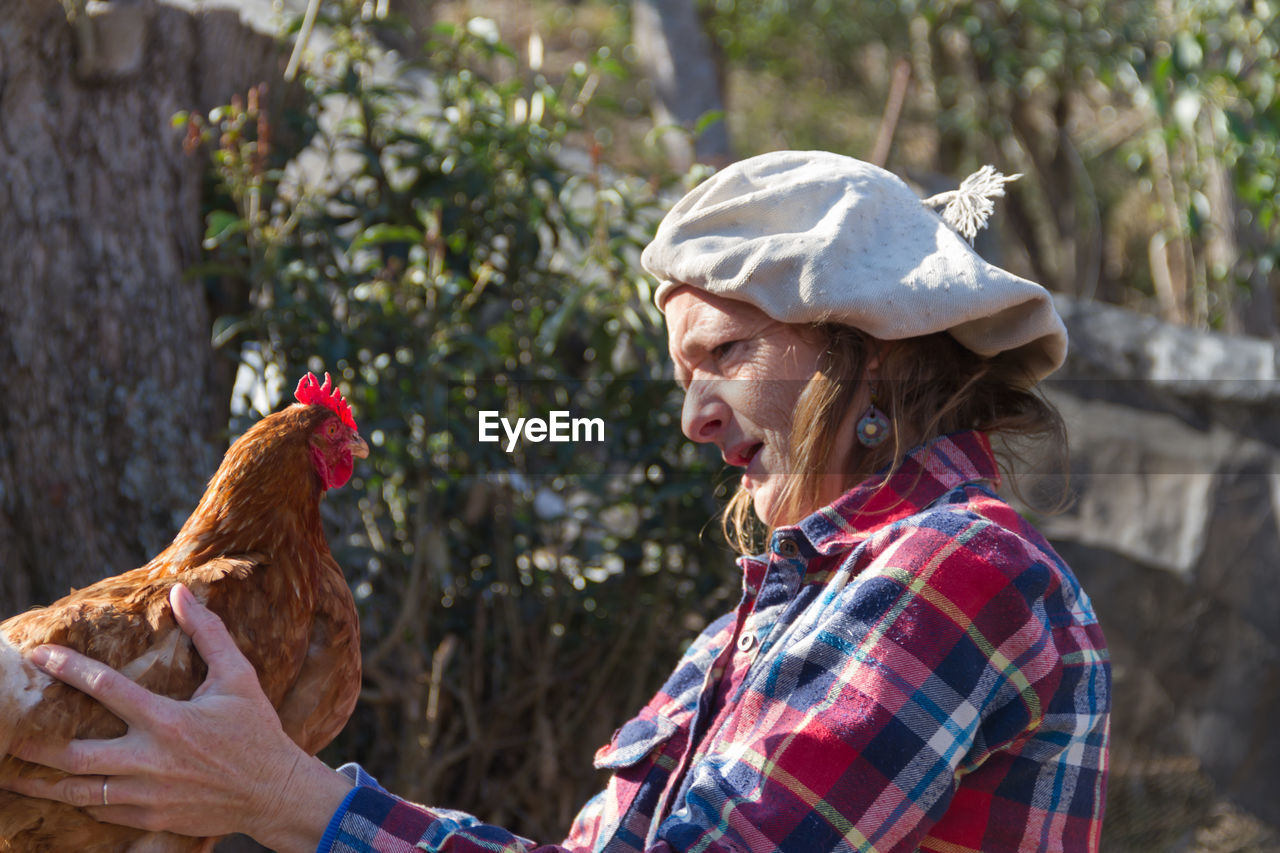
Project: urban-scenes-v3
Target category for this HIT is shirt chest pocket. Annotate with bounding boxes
[594,708,684,770]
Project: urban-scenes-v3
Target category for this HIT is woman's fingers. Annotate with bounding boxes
[0,770,110,809]
[6,734,87,775]
[170,584,255,685]
[26,645,165,729]
[85,804,164,833]
[3,771,165,833]
[6,726,144,777]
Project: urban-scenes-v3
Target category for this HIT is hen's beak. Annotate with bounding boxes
[349,434,370,459]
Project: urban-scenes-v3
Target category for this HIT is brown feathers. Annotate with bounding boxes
[0,401,364,852]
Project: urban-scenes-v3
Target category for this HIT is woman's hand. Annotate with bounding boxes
[1,583,353,851]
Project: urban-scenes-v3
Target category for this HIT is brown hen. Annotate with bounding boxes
[0,373,367,852]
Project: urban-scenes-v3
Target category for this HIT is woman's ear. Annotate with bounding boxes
[863,340,892,378]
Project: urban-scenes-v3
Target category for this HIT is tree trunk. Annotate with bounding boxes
[0,0,281,611]
[631,0,731,171]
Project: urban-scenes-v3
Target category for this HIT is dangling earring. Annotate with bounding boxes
[856,385,890,448]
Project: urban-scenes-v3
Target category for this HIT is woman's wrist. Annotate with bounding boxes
[249,754,357,853]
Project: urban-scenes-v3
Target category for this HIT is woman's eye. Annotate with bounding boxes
[712,341,739,359]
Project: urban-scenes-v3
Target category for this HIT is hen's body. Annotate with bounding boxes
[0,401,363,852]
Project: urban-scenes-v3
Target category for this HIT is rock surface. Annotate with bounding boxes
[1031,295,1280,848]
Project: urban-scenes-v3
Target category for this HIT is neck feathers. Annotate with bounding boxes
[157,409,329,570]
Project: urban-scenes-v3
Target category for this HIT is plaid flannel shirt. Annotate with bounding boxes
[319,431,1111,853]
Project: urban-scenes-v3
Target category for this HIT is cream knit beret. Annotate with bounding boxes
[642,151,1067,382]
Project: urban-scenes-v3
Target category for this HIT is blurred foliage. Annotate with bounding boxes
[697,0,1279,331]
[180,2,735,838]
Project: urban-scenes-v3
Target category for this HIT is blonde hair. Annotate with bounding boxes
[721,326,1067,554]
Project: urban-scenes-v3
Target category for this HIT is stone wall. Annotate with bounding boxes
[1033,296,1280,850]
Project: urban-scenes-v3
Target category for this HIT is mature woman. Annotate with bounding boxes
[4,151,1110,852]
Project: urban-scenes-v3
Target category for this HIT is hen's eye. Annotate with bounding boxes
[326,422,339,437]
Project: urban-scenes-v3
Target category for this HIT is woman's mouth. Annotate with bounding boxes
[727,441,764,468]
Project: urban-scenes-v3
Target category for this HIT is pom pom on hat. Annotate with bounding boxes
[641,151,1067,383]
[923,164,1021,244]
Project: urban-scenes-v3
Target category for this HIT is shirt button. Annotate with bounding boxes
[777,538,800,558]
[737,633,755,652]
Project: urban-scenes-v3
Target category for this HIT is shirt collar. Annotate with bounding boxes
[783,430,1001,558]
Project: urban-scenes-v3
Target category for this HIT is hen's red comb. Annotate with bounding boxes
[295,372,357,430]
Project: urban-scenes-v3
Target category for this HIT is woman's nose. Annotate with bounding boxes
[681,380,729,443]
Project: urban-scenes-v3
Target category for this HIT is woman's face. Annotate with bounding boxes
[666,287,857,527]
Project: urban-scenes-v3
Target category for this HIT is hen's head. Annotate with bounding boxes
[294,372,369,490]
